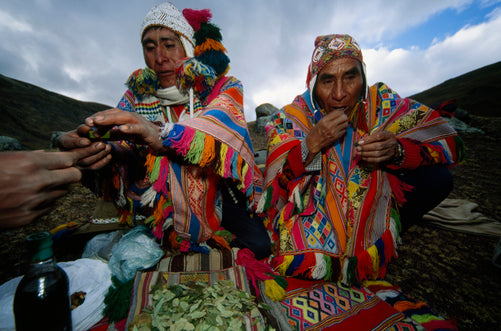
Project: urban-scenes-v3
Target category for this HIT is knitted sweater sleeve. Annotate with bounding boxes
[371,84,465,171]
[387,135,464,170]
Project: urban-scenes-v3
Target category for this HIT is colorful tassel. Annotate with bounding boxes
[410,313,442,324]
[323,254,333,280]
[420,319,458,330]
[387,172,413,207]
[176,57,217,100]
[197,50,230,77]
[149,155,162,183]
[126,68,159,98]
[185,130,205,164]
[230,152,239,180]
[152,157,170,196]
[182,8,211,32]
[311,253,327,279]
[454,135,465,163]
[199,134,216,167]
[367,245,380,279]
[355,250,373,282]
[194,22,222,44]
[144,153,156,174]
[167,126,194,156]
[273,254,294,276]
[293,253,313,277]
[285,254,303,276]
[194,38,227,56]
[264,278,286,301]
[103,276,134,323]
[223,147,233,178]
[236,249,287,301]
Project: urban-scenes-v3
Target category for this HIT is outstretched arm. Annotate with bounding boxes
[0,147,102,228]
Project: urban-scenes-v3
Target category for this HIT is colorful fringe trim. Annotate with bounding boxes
[236,248,288,301]
[270,227,399,286]
[161,125,254,196]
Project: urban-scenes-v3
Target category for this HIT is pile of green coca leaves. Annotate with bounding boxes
[131,280,273,331]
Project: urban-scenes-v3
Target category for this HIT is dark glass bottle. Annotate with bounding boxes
[13,231,73,331]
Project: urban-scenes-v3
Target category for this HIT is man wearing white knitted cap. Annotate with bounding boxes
[57,3,271,260]
[140,2,194,91]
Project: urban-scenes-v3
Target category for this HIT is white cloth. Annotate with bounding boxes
[156,86,189,106]
[423,198,501,236]
[0,258,111,331]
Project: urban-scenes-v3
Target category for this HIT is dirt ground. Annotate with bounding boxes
[1,115,500,330]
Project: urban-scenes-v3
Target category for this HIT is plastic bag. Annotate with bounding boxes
[108,226,163,283]
[82,230,126,261]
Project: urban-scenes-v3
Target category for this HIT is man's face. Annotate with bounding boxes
[314,57,364,114]
[142,27,186,88]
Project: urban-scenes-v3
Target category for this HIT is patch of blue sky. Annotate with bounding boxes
[391,2,500,50]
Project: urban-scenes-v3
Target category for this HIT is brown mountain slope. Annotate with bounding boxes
[0,74,110,150]
[408,61,501,117]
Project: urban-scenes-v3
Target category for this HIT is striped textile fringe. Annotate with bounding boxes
[270,224,399,285]
[162,125,254,196]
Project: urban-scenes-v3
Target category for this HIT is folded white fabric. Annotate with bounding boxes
[423,198,501,236]
[0,258,111,331]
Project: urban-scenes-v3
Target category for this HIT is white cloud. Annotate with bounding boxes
[1,0,500,122]
[0,9,32,32]
[363,6,501,97]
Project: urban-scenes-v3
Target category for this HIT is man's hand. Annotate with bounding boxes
[306,110,349,158]
[84,108,164,152]
[356,131,399,164]
[56,129,112,170]
[0,149,98,228]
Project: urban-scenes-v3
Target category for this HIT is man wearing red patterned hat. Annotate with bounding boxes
[258,34,464,284]
[56,3,270,259]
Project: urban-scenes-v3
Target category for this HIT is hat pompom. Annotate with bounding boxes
[176,58,216,101]
[126,68,159,99]
[194,23,223,44]
[182,8,212,31]
[178,7,229,86]
[197,50,229,77]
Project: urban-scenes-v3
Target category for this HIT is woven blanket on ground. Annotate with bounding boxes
[125,265,265,330]
[258,278,457,331]
[156,247,239,272]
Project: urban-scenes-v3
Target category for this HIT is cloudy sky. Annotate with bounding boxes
[1,0,500,122]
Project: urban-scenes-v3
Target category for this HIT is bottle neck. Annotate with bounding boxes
[26,256,58,276]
